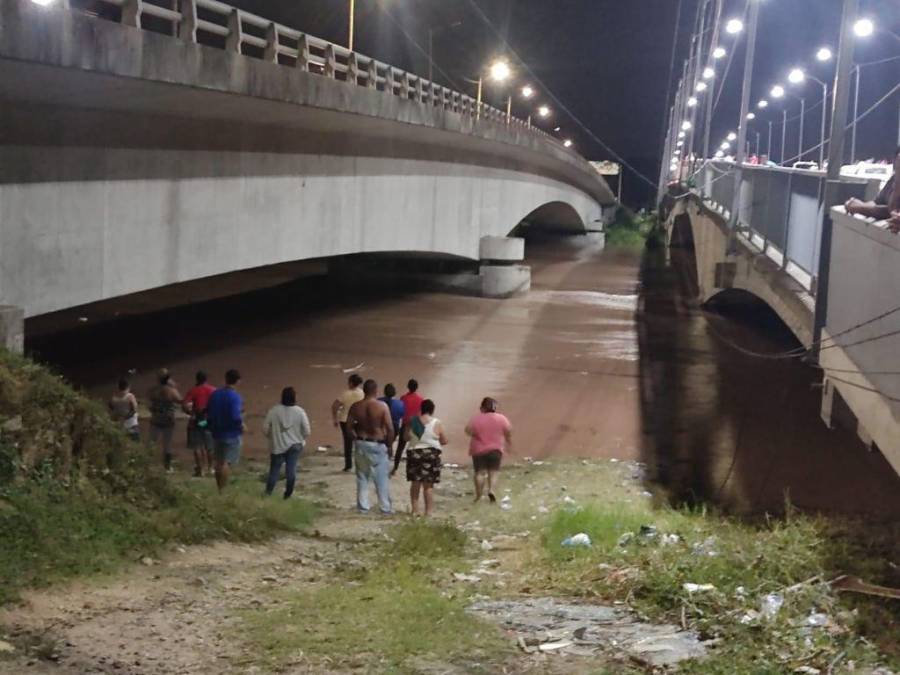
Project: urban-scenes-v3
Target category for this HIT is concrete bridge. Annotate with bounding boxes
[665,163,900,476]
[0,0,615,339]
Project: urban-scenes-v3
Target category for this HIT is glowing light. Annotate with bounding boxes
[696,81,708,92]
[521,85,534,98]
[725,18,744,34]
[681,121,692,131]
[676,140,684,147]
[713,46,726,59]
[770,85,785,98]
[788,68,805,84]
[488,60,511,82]
[687,96,698,108]
[678,130,686,138]
[721,141,731,150]
[563,139,573,148]
[853,18,874,38]
[702,67,715,80]
[816,47,833,62]
[30,0,55,5]
[715,150,725,158]
[757,99,769,109]
[537,105,551,118]
[746,112,756,120]
[727,132,737,141]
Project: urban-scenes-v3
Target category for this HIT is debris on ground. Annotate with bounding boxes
[683,583,716,594]
[561,533,592,548]
[760,593,785,620]
[830,575,900,600]
[469,597,708,667]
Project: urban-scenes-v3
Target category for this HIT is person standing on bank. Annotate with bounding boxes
[392,379,424,476]
[404,399,447,517]
[148,369,182,472]
[109,378,140,442]
[182,370,216,477]
[332,374,364,472]
[346,379,395,514]
[207,369,244,493]
[262,386,311,499]
[465,397,512,504]
[379,383,405,458]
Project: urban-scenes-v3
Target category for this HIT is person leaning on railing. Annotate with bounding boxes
[844,146,900,233]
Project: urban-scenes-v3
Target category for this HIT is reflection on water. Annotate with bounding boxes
[29,227,900,517]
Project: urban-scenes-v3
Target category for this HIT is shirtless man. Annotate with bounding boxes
[346,379,395,514]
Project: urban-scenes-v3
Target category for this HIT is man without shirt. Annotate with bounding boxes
[346,379,395,514]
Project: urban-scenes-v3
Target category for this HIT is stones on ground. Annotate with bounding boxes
[0,639,15,654]
[468,597,708,667]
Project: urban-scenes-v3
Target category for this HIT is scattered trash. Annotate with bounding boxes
[683,583,716,594]
[618,532,635,547]
[453,573,481,583]
[470,597,708,666]
[0,640,15,654]
[794,667,821,675]
[639,524,658,539]
[739,610,760,625]
[444,462,460,468]
[640,490,653,498]
[537,505,550,514]
[692,536,719,557]
[735,586,747,597]
[140,556,155,566]
[660,533,681,546]
[561,533,592,548]
[78,316,89,322]
[562,495,576,505]
[316,445,331,453]
[760,593,785,620]
[501,495,511,504]
[479,559,500,568]
[342,362,365,373]
[538,640,574,652]
[480,540,494,551]
[806,612,829,627]
[500,503,512,511]
[531,461,545,466]
[610,458,619,463]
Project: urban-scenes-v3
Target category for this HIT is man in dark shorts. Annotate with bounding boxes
[182,370,216,477]
[346,379,395,514]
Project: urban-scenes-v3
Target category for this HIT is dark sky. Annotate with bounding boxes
[229,0,898,205]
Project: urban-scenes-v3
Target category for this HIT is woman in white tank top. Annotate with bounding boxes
[403,399,448,516]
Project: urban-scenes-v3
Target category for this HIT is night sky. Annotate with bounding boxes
[229,1,899,206]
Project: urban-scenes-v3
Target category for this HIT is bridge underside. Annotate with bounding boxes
[0,3,613,322]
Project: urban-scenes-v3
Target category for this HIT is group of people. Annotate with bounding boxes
[331,375,513,516]
[109,368,513,516]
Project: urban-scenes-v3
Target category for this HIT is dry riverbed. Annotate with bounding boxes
[1,452,898,674]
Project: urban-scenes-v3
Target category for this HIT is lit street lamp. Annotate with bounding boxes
[696,81,708,92]
[853,18,874,37]
[563,139,573,148]
[702,67,715,80]
[757,99,769,109]
[725,18,744,34]
[713,47,727,59]
[788,66,829,168]
[521,85,534,99]
[537,105,552,118]
[475,59,511,120]
[816,47,833,62]
[687,96,698,108]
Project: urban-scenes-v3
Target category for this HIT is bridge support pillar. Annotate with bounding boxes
[478,236,530,298]
[0,306,24,355]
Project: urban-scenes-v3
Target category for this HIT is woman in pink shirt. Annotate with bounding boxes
[465,397,513,503]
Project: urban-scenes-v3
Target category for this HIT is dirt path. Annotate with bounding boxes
[0,451,575,674]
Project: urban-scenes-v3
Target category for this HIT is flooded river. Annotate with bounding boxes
[31,230,900,517]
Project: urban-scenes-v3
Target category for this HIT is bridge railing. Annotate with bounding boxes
[698,161,878,293]
[58,0,551,137]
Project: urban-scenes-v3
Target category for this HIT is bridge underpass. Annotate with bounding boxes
[665,164,900,477]
[0,0,615,345]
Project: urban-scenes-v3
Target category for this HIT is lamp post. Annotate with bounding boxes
[728,0,758,232]
[789,67,830,168]
[348,0,355,51]
[475,59,511,120]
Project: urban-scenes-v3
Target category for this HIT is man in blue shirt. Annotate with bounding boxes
[207,369,244,492]
[378,383,405,459]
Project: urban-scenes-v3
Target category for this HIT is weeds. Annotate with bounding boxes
[604,209,657,248]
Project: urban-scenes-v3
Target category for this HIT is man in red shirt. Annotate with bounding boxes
[182,370,216,477]
[392,379,424,476]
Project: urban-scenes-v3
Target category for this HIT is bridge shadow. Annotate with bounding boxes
[637,216,900,519]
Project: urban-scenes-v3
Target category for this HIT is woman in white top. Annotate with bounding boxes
[403,399,448,516]
[262,387,311,499]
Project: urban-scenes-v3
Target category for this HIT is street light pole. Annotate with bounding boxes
[767,120,773,159]
[348,0,355,51]
[814,0,859,352]
[850,65,859,163]
[780,108,787,165]
[728,0,760,230]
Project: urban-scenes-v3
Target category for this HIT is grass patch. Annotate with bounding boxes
[386,519,468,564]
[0,350,317,604]
[240,565,509,673]
[533,498,900,673]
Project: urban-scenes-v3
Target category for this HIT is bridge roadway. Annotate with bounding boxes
[0,0,615,332]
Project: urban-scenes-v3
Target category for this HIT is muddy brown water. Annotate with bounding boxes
[29,230,900,517]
